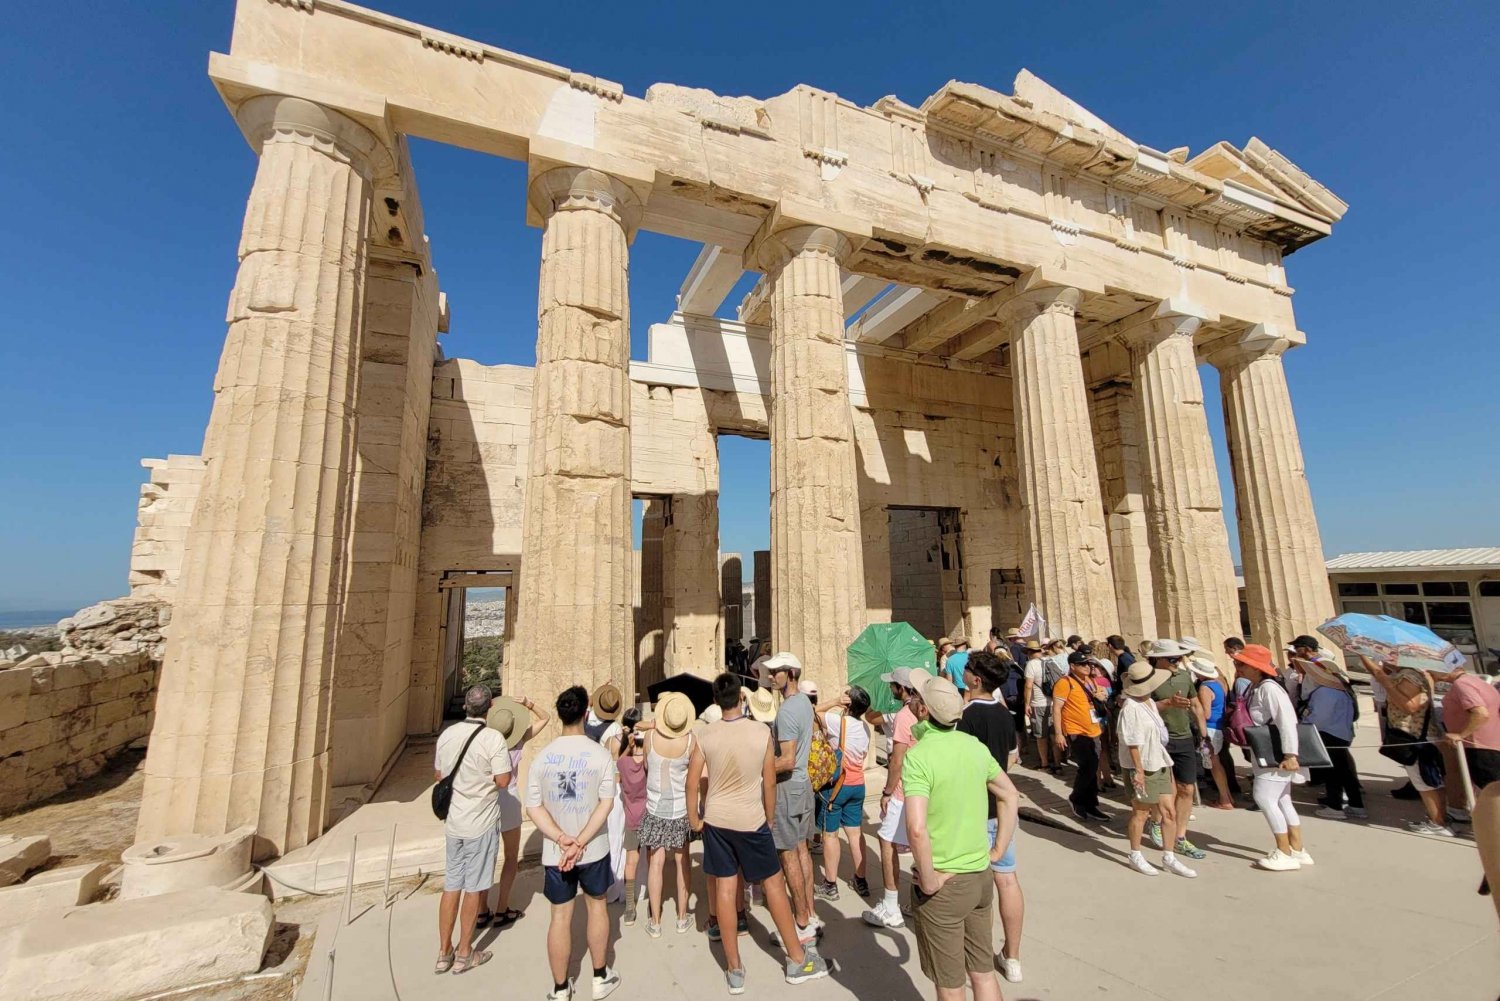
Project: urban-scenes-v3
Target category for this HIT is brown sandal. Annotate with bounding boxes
[452,949,492,974]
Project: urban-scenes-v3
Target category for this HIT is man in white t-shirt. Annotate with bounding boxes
[434,685,512,974]
[1021,642,1056,772]
[527,685,621,1001]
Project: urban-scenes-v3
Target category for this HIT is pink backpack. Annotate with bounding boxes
[1224,688,1254,747]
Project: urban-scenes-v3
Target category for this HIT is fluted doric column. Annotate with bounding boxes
[139,96,387,857]
[1211,328,1334,651]
[1001,286,1118,639]
[510,167,638,707]
[757,225,866,683]
[1121,314,1240,652]
[1088,381,1159,642]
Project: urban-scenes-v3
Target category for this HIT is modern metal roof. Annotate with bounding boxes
[1325,548,1500,572]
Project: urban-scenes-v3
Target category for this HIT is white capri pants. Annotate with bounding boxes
[1252,772,1301,835]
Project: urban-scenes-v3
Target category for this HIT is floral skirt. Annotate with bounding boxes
[637,812,690,850]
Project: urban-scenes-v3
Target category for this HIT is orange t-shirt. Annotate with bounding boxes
[1054,674,1103,738]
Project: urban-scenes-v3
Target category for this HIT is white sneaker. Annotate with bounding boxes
[1127,850,1159,876]
[999,957,1023,983]
[1291,849,1315,866]
[1407,820,1456,838]
[546,982,574,1001]
[1255,850,1301,872]
[1161,854,1198,879]
[861,901,905,928]
[591,967,621,1001]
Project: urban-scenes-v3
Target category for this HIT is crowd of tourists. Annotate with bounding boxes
[428,624,1500,999]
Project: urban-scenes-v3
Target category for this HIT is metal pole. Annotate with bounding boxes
[382,824,396,908]
[1456,741,1478,812]
[341,833,358,927]
[322,948,336,1001]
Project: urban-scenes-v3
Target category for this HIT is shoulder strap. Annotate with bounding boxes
[447,721,487,780]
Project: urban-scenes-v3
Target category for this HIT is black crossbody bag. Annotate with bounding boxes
[431,721,486,821]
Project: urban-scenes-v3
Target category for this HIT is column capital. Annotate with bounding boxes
[235,95,390,179]
[1205,323,1302,370]
[527,166,644,238]
[747,198,870,273]
[1098,298,1216,352]
[994,283,1084,327]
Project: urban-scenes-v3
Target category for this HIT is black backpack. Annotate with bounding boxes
[431,721,486,821]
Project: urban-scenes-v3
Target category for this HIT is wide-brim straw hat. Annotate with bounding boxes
[655,692,694,738]
[1145,638,1192,659]
[1232,644,1278,676]
[1187,656,1220,681]
[592,682,624,721]
[1297,655,1351,689]
[486,696,527,746]
[1123,662,1173,698]
[747,687,778,723]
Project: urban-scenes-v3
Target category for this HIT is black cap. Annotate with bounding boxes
[1291,635,1320,651]
[1068,650,1093,665]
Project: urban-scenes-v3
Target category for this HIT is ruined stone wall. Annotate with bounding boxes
[409,359,532,732]
[127,456,205,602]
[330,258,441,798]
[888,509,945,641]
[0,648,156,815]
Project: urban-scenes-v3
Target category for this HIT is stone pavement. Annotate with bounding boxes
[294,739,1497,1001]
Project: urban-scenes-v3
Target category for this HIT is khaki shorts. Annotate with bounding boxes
[912,869,994,989]
[1126,767,1173,804]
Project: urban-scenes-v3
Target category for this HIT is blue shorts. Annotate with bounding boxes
[985,818,1017,874]
[702,823,781,883]
[819,784,866,832]
[542,856,612,904]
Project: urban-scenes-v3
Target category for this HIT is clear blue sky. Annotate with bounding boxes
[2,1,1497,613]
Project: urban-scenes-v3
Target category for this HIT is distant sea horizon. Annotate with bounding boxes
[0,608,87,631]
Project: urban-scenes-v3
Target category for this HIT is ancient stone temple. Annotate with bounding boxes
[136,0,1343,856]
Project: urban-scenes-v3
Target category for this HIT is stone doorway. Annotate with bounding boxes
[887,507,966,643]
[437,570,515,719]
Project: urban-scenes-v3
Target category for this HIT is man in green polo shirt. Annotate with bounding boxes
[904,673,1021,1001]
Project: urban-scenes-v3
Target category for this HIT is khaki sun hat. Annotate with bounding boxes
[1144,638,1192,660]
[747,686,778,723]
[1187,656,1220,681]
[911,672,964,726]
[592,682,624,721]
[486,696,528,746]
[1123,661,1173,698]
[655,692,694,738]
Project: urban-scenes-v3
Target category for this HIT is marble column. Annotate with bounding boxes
[1122,315,1240,654]
[1211,329,1334,651]
[758,226,866,683]
[138,96,386,857]
[1002,287,1119,639]
[511,167,638,710]
[1089,381,1159,641]
[662,492,722,678]
[753,550,771,640]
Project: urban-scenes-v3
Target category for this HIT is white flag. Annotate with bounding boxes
[1017,603,1046,639]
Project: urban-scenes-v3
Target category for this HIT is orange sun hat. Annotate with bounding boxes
[1231,643,1278,676]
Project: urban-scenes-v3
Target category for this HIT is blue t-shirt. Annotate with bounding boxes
[1303,684,1356,742]
[1199,679,1225,729]
[945,650,970,691]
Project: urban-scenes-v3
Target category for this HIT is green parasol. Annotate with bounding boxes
[847,622,938,715]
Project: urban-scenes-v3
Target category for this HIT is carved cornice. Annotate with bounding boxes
[569,72,624,103]
[422,32,484,62]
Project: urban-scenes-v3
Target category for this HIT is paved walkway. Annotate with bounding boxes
[295,741,1498,1001]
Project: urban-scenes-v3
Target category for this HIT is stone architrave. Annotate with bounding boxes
[1211,329,1334,651]
[509,167,640,710]
[1121,314,1241,655]
[1001,286,1118,639]
[138,96,387,857]
[756,224,867,683]
[662,492,722,678]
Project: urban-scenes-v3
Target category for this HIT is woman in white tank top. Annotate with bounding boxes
[638,693,696,935]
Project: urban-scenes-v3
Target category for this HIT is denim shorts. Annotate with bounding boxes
[984,818,1017,874]
[819,784,866,832]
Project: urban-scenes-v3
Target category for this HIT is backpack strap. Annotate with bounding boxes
[447,720,487,781]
